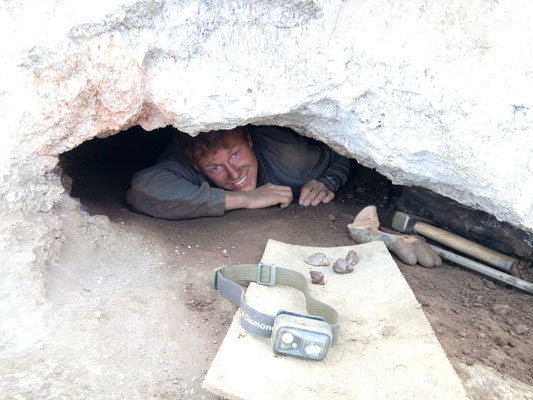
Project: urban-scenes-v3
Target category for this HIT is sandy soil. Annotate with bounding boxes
[61,188,532,399]
[33,129,531,399]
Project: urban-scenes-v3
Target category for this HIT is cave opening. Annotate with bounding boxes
[59,125,401,221]
[58,124,532,271]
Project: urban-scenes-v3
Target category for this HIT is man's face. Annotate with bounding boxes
[197,134,258,191]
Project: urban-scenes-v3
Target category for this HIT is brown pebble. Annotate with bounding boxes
[483,280,497,289]
[346,250,359,266]
[514,324,529,335]
[332,258,354,274]
[495,336,508,346]
[418,296,430,307]
[309,271,325,285]
[491,304,510,315]
[304,253,329,266]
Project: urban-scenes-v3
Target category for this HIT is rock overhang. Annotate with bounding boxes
[1,0,532,232]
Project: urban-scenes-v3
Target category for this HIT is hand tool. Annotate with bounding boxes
[430,245,532,295]
[392,211,519,274]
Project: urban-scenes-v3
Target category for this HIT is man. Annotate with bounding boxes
[126,125,351,220]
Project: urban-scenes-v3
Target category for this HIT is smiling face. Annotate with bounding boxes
[196,133,258,192]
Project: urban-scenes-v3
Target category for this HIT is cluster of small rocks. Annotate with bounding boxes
[305,250,360,285]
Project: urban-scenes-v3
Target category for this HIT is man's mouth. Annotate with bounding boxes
[234,175,247,186]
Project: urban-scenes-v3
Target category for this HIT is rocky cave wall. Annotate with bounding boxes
[1,1,532,334]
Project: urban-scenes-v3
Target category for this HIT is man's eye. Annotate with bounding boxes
[210,166,220,173]
[232,151,240,158]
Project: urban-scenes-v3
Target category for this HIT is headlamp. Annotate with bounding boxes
[272,311,332,360]
[213,264,340,361]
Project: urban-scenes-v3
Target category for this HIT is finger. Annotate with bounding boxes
[303,184,324,206]
[432,251,442,267]
[299,180,322,205]
[414,243,436,268]
[299,186,312,205]
[388,240,417,265]
[322,191,335,204]
[280,191,293,208]
[310,191,327,206]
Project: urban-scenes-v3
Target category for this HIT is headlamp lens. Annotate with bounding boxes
[281,332,295,344]
[304,343,323,357]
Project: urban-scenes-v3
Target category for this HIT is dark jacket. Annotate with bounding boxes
[126,126,351,220]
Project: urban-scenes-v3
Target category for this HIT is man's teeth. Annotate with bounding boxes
[236,175,247,185]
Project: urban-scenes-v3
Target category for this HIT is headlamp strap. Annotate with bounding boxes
[213,264,340,343]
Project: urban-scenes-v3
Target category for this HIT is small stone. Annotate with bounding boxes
[494,336,508,346]
[418,296,430,306]
[327,214,336,222]
[381,325,399,337]
[513,324,529,335]
[332,258,354,274]
[504,347,516,357]
[483,280,497,289]
[222,249,229,258]
[304,252,329,266]
[491,304,510,315]
[346,250,359,266]
[309,271,325,285]
[458,331,467,338]
[465,358,475,366]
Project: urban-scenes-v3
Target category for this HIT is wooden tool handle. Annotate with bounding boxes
[414,222,519,273]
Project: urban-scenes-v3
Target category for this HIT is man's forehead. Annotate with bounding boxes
[198,135,248,165]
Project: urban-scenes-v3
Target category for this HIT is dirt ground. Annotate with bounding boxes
[51,128,533,399]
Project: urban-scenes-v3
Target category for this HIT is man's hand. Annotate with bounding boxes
[299,179,335,206]
[225,184,293,210]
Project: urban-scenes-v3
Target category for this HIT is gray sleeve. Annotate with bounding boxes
[317,150,351,192]
[125,160,226,220]
[251,126,351,193]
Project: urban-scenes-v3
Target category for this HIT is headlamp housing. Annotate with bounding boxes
[272,311,332,361]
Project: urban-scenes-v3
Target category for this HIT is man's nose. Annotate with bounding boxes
[226,163,241,180]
